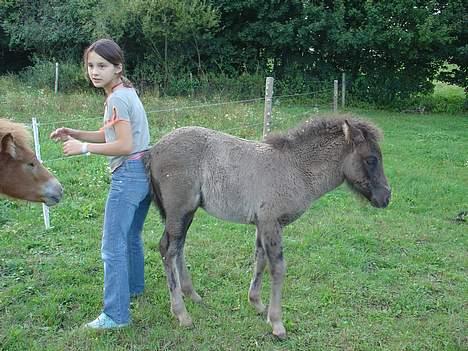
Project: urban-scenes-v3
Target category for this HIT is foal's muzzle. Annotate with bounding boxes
[371,185,391,208]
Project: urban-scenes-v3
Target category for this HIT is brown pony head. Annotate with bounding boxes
[0,119,63,206]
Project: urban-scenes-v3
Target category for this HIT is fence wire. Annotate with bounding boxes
[18,83,338,165]
[25,89,332,127]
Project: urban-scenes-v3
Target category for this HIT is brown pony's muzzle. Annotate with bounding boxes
[371,185,391,208]
[42,179,63,206]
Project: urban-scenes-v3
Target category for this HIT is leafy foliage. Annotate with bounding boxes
[92,0,219,91]
[0,0,466,104]
[0,0,97,59]
[436,1,467,93]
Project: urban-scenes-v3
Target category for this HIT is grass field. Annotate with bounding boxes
[0,77,467,350]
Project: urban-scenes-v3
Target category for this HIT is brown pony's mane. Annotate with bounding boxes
[0,118,32,148]
[264,116,383,150]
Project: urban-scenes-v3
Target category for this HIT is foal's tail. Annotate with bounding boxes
[143,151,166,222]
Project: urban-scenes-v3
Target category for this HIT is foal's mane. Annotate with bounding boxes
[264,116,382,149]
[0,118,32,149]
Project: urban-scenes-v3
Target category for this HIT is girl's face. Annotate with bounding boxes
[87,51,122,93]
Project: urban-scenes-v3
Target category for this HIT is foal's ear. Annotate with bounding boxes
[343,120,365,145]
[1,133,17,159]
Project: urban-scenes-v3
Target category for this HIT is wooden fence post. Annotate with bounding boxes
[263,77,274,138]
[333,79,338,113]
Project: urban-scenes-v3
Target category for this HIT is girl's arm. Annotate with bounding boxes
[50,127,106,143]
[73,129,106,143]
[62,121,133,156]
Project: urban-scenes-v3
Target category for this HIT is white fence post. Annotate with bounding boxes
[32,117,50,229]
[263,77,274,138]
[54,62,59,94]
[341,72,346,108]
[333,79,338,113]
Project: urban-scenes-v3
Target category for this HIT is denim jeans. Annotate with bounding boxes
[101,159,151,324]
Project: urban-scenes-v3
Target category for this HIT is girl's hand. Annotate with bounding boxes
[50,127,73,141]
[63,138,86,156]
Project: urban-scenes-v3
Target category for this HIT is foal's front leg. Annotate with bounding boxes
[262,222,287,339]
[248,228,267,313]
[159,225,193,327]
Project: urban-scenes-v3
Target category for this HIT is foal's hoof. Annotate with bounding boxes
[273,330,287,341]
[178,314,193,328]
[272,327,287,340]
[253,303,266,314]
[272,322,287,340]
[248,297,266,314]
[190,291,202,303]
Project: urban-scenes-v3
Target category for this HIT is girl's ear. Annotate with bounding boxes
[115,63,123,75]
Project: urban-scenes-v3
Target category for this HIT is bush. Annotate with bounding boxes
[404,94,467,114]
[346,79,467,114]
[189,73,265,100]
[143,72,266,100]
[18,58,88,92]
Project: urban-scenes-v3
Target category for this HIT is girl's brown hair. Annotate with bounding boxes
[83,38,133,88]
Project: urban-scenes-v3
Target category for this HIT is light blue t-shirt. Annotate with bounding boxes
[102,87,150,172]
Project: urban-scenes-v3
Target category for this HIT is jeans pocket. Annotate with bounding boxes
[129,178,150,204]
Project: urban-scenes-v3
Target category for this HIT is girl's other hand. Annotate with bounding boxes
[50,127,72,141]
[63,137,85,156]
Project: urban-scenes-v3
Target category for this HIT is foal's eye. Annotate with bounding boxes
[28,162,35,168]
[365,156,378,167]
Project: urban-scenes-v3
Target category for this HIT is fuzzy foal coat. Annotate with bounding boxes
[144,117,389,339]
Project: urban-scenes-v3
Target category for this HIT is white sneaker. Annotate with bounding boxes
[84,313,130,329]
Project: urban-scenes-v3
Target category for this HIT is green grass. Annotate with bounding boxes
[1,76,467,350]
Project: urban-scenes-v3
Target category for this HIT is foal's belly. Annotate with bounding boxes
[201,188,256,225]
[203,208,253,225]
[201,193,307,226]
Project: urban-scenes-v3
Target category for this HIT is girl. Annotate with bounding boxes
[51,38,151,329]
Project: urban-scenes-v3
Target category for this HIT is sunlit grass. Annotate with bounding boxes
[1,76,467,350]
[434,81,465,99]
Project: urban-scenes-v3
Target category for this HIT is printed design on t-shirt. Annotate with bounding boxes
[101,106,121,131]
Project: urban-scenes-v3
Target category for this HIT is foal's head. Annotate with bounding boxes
[0,126,63,206]
[342,120,391,208]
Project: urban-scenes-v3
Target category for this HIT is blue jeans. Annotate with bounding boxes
[101,159,151,324]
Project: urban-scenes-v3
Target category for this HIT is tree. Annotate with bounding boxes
[436,0,467,94]
[1,0,98,61]
[93,0,219,92]
[0,0,465,102]
[208,0,304,76]
[297,0,464,103]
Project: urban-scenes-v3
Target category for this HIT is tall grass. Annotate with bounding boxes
[0,76,466,350]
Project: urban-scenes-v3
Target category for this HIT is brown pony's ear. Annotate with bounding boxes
[343,120,365,145]
[1,133,17,159]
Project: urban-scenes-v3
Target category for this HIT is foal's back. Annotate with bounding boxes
[146,127,308,224]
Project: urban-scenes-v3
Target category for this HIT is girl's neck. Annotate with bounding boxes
[105,79,123,95]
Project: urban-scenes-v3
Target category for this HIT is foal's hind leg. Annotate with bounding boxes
[176,252,202,303]
[248,228,267,313]
[160,219,193,327]
[260,221,287,339]
[174,212,202,303]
